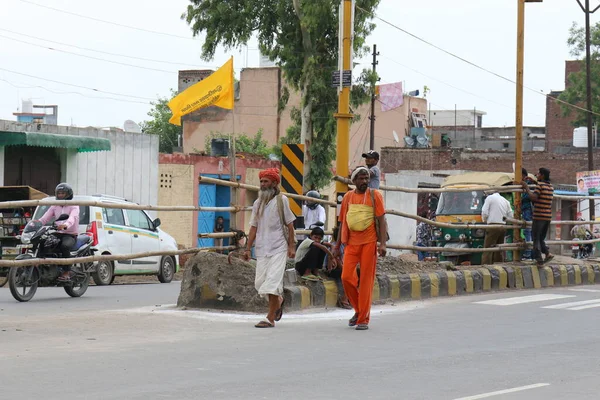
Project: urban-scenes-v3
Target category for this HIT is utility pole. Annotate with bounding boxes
[229,132,237,231]
[576,0,600,222]
[334,0,353,217]
[369,44,379,150]
[514,0,542,261]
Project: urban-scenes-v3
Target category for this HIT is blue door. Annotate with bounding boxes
[198,184,217,247]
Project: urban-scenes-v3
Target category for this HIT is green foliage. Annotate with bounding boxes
[558,22,600,127]
[205,129,274,158]
[139,89,180,154]
[183,0,381,190]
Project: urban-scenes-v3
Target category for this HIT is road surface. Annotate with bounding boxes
[1,283,600,399]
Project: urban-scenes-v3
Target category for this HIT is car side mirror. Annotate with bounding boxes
[153,218,161,229]
[57,214,70,221]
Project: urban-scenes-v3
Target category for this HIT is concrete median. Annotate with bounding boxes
[283,263,600,311]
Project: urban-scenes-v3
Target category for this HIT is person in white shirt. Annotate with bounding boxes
[299,190,326,243]
[481,191,514,265]
[244,168,296,328]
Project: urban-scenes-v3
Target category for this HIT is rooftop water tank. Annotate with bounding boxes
[22,99,33,113]
[574,127,590,147]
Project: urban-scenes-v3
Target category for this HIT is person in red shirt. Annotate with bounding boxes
[333,167,387,330]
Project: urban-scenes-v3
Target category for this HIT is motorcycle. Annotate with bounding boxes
[571,231,594,259]
[8,214,95,302]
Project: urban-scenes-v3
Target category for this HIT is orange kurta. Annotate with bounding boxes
[339,189,385,325]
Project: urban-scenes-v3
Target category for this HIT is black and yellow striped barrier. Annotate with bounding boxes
[281,144,305,216]
[283,264,600,311]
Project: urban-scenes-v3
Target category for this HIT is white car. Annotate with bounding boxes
[33,194,179,285]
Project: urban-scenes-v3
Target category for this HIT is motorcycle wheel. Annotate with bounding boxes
[8,265,39,302]
[64,264,90,298]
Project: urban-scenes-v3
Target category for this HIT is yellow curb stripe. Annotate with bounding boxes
[586,265,595,284]
[299,285,311,308]
[463,270,473,293]
[389,276,400,299]
[559,265,568,286]
[371,279,380,301]
[478,268,492,291]
[493,266,507,289]
[323,280,338,307]
[446,271,457,296]
[201,284,217,300]
[514,267,524,289]
[429,273,439,297]
[409,273,421,299]
[574,265,582,285]
[531,266,541,289]
[542,266,554,287]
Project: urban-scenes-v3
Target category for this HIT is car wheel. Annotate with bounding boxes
[92,260,114,286]
[158,256,175,283]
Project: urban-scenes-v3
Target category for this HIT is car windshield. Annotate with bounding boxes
[436,190,485,215]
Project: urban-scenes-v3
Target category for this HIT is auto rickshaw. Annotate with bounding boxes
[432,172,529,265]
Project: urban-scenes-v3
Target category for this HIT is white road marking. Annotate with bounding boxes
[474,294,575,306]
[568,288,600,293]
[542,299,600,310]
[453,383,550,400]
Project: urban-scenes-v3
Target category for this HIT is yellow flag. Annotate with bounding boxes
[168,57,234,126]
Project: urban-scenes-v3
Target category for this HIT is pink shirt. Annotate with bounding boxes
[39,205,80,235]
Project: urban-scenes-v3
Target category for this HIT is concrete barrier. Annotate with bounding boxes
[283,263,600,311]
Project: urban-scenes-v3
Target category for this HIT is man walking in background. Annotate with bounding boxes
[522,167,554,266]
[244,168,296,328]
[481,191,513,265]
[362,150,381,189]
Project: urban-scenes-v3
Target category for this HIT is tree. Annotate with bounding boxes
[182,0,380,189]
[558,22,600,127]
[140,89,181,153]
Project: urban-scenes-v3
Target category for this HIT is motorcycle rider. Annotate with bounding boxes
[571,218,593,257]
[38,183,80,281]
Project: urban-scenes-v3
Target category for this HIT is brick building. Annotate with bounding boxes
[381,60,596,186]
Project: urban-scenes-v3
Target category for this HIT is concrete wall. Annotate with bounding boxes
[157,164,195,248]
[429,109,485,127]
[380,147,600,185]
[431,125,546,151]
[0,120,159,208]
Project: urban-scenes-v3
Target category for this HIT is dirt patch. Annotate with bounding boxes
[176,252,266,312]
[376,254,448,275]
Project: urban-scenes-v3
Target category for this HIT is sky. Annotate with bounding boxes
[0,0,597,130]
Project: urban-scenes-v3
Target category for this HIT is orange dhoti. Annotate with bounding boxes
[341,241,378,325]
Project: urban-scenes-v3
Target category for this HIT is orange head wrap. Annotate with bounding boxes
[259,168,281,184]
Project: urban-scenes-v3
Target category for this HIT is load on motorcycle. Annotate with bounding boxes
[7,183,95,302]
[570,219,594,259]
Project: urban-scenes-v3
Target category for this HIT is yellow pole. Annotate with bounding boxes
[513,0,525,261]
[335,0,354,216]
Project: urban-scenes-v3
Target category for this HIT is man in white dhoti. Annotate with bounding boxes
[244,168,296,328]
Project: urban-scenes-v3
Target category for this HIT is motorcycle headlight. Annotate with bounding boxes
[433,230,442,238]
[444,233,452,241]
[471,229,485,238]
[21,232,33,244]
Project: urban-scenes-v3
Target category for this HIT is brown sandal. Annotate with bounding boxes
[254,320,274,328]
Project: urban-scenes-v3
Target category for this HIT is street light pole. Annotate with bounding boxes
[576,0,600,222]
